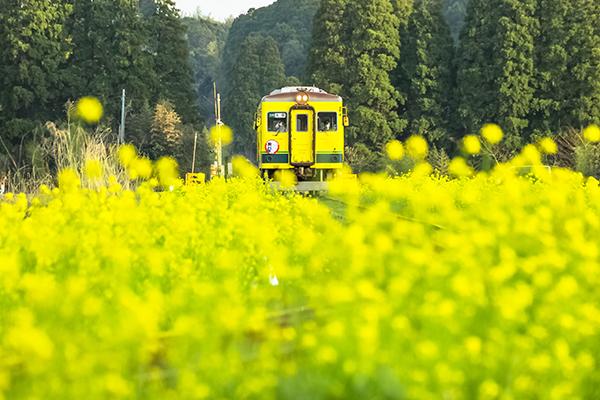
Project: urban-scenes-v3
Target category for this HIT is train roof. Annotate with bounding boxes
[262,86,342,103]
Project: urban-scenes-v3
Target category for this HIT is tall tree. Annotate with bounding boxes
[568,0,600,128]
[530,0,572,136]
[456,0,537,146]
[259,37,287,96]
[449,0,496,140]
[225,36,262,159]
[305,0,348,95]
[343,0,403,152]
[113,0,155,117]
[443,0,469,43]
[0,0,72,138]
[531,0,600,135]
[225,35,289,158]
[146,0,200,126]
[496,0,537,144]
[220,0,319,95]
[394,0,455,146]
[182,13,231,123]
[65,0,154,123]
[390,0,414,26]
[150,99,182,157]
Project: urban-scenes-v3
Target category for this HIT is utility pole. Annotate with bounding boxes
[213,83,224,177]
[191,130,198,174]
[120,89,125,144]
[217,93,223,177]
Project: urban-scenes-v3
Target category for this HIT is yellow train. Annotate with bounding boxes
[254,87,348,189]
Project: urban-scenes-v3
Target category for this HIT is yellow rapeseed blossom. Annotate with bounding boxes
[464,336,482,356]
[448,157,473,177]
[40,184,51,195]
[481,123,503,144]
[522,144,541,165]
[386,140,404,160]
[317,346,338,363]
[539,137,557,154]
[583,125,600,142]
[58,169,80,193]
[1,148,600,400]
[463,135,481,154]
[413,162,433,177]
[128,157,152,180]
[118,144,137,168]
[155,157,180,188]
[405,135,428,158]
[417,341,438,359]
[210,124,233,145]
[232,156,259,178]
[479,379,500,398]
[85,160,102,179]
[274,169,297,188]
[76,97,103,123]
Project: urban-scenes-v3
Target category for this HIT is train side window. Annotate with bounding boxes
[296,114,309,132]
[267,112,287,133]
[317,112,337,132]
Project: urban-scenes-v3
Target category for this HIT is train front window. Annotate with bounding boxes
[318,112,337,132]
[296,114,309,132]
[267,112,287,133]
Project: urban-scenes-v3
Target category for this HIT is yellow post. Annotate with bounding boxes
[185,173,205,185]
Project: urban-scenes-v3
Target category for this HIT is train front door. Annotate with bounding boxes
[290,109,314,165]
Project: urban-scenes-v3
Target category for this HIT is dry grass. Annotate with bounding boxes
[0,121,137,196]
[42,122,135,191]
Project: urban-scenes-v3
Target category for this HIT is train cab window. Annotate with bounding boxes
[317,112,337,132]
[267,112,287,133]
[296,114,309,132]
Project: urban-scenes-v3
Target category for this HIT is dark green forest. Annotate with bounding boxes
[1,0,600,181]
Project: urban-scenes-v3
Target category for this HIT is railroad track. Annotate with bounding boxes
[318,195,455,231]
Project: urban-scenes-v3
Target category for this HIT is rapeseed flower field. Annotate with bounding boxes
[1,145,600,399]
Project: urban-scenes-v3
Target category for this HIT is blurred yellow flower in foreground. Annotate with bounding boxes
[85,160,102,179]
[583,125,600,142]
[156,157,180,188]
[448,157,472,177]
[481,123,503,144]
[522,144,541,165]
[76,97,103,123]
[386,140,404,160]
[119,144,136,168]
[129,157,153,180]
[406,135,428,159]
[58,169,80,193]
[2,149,599,400]
[539,137,557,154]
[274,169,297,188]
[210,124,233,146]
[232,156,258,178]
[463,135,481,154]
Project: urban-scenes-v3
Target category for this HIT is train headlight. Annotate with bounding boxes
[296,92,309,105]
